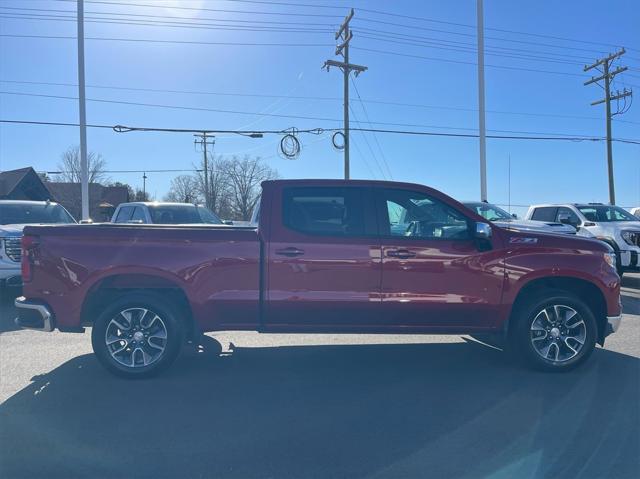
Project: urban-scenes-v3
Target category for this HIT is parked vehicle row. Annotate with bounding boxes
[526,203,640,276]
[15,179,622,378]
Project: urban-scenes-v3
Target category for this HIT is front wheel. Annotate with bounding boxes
[91,292,183,378]
[510,291,597,372]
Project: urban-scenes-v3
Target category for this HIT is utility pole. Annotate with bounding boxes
[477,0,487,202]
[194,133,215,207]
[142,172,147,200]
[584,48,632,205]
[77,0,89,220]
[323,8,367,180]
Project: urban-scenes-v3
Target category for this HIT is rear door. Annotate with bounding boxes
[377,187,504,331]
[265,185,381,330]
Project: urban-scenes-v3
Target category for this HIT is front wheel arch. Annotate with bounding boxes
[506,277,607,345]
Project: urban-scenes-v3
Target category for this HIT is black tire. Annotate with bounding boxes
[509,290,598,372]
[91,292,184,378]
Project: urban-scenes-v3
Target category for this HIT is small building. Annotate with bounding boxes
[46,182,129,222]
[0,167,130,221]
[0,167,52,201]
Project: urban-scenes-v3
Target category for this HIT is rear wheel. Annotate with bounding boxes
[91,292,183,378]
[510,290,597,372]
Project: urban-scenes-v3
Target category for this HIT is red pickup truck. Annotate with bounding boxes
[16,179,622,377]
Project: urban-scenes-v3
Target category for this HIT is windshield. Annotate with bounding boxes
[148,204,222,224]
[577,205,637,222]
[463,202,513,221]
[0,203,76,225]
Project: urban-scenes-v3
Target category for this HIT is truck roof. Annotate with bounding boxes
[0,199,61,206]
[117,202,202,207]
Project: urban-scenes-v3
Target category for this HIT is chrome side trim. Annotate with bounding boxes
[14,296,55,332]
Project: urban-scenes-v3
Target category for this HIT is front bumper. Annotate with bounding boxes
[0,265,21,288]
[605,314,622,337]
[619,249,639,270]
[14,296,55,332]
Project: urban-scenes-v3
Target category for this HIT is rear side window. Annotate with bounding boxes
[283,187,365,236]
[531,207,557,222]
[115,206,134,223]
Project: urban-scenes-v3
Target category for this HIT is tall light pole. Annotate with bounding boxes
[477,0,487,202]
[77,0,89,219]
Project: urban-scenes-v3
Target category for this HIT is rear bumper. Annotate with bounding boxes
[14,296,55,332]
[605,314,622,337]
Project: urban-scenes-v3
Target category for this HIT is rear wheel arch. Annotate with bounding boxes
[507,276,607,344]
[81,274,197,340]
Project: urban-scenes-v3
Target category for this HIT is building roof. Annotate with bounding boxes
[0,167,52,201]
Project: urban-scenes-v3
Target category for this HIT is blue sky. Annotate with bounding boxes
[0,0,638,217]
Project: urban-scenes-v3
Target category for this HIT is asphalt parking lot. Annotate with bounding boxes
[0,275,638,479]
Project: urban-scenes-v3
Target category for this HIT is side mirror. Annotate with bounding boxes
[475,222,492,240]
[223,220,234,225]
[511,213,518,219]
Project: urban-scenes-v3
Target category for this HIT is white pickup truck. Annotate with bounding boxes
[526,203,640,276]
[0,200,76,290]
[111,202,223,225]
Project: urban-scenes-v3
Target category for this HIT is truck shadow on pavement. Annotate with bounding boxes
[0,336,638,479]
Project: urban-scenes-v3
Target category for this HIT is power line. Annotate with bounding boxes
[0,33,331,48]
[0,13,334,34]
[350,76,393,179]
[0,6,337,26]
[357,6,636,51]
[3,79,638,125]
[56,0,343,18]
[0,33,593,78]
[4,90,638,137]
[353,46,587,78]
[2,119,639,144]
[349,104,389,180]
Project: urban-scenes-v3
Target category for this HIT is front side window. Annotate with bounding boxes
[114,206,134,223]
[577,205,637,222]
[283,187,365,236]
[464,202,512,221]
[381,189,470,240]
[555,207,580,226]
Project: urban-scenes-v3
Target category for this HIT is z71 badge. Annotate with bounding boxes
[510,237,539,244]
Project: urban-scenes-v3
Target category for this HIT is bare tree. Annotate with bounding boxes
[225,156,278,221]
[164,175,199,203]
[57,146,108,183]
[194,155,233,219]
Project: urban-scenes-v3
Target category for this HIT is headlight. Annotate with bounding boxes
[621,231,639,246]
[603,252,616,269]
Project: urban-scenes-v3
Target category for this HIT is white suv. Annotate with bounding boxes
[526,203,640,275]
[0,200,76,290]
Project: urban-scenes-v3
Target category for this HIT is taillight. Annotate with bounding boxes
[21,235,39,283]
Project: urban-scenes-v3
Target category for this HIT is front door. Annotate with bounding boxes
[377,187,504,331]
[265,185,381,330]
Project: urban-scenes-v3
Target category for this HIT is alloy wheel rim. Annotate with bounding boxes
[530,304,586,363]
[105,308,168,368]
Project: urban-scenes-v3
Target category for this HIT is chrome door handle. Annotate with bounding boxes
[386,249,416,259]
[275,247,305,257]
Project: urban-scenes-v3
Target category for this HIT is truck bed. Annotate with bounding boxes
[23,223,262,332]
